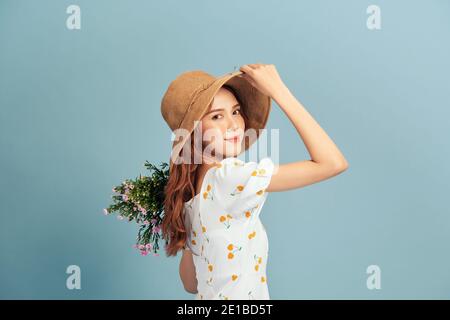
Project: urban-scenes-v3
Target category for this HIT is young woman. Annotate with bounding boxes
[160,63,348,300]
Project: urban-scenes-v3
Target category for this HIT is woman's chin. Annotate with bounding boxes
[222,145,242,158]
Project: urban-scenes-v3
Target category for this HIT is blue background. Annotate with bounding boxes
[1,0,449,299]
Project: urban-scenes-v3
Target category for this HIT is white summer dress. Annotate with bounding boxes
[183,156,275,300]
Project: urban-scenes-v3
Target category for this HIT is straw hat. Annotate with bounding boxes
[161,69,271,166]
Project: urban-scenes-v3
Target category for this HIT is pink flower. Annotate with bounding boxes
[150,218,157,224]
[145,243,152,249]
[153,252,159,257]
[140,250,148,256]
[153,226,161,234]
[140,208,147,215]
[103,208,109,215]
[122,194,128,202]
[139,244,145,250]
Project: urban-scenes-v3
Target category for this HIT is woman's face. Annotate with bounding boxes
[199,87,245,160]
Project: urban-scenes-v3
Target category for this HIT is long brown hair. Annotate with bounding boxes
[161,84,248,257]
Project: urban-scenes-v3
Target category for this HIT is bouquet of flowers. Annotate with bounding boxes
[103,161,169,256]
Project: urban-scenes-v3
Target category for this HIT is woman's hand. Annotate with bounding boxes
[238,63,287,99]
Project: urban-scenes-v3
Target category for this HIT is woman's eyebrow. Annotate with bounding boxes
[204,103,240,115]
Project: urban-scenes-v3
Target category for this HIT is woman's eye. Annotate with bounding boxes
[212,109,240,120]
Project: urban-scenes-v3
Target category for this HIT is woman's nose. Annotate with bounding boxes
[226,115,239,131]
[227,122,238,132]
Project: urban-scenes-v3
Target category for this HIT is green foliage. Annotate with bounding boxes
[104,161,169,256]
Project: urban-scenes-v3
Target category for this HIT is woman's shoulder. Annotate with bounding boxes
[205,156,275,211]
[212,156,274,180]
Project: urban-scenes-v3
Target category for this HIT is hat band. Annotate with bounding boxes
[177,80,216,130]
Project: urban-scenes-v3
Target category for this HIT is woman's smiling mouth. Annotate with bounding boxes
[225,136,240,144]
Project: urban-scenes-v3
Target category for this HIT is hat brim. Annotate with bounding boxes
[170,70,271,166]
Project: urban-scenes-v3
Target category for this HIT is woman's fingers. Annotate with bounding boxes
[239,64,263,90]
[239,64,254,74]
[248,63,265,69]
[237,63,284,98]
[238,63,276,93]
[240,73,257,88]
[237,71,255,85]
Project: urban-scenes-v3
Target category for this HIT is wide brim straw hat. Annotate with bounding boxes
[161,69,272,167]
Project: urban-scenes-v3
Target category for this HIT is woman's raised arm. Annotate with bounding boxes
[239,64,349,192]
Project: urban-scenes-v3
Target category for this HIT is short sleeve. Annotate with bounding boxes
[208,157,275,213]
